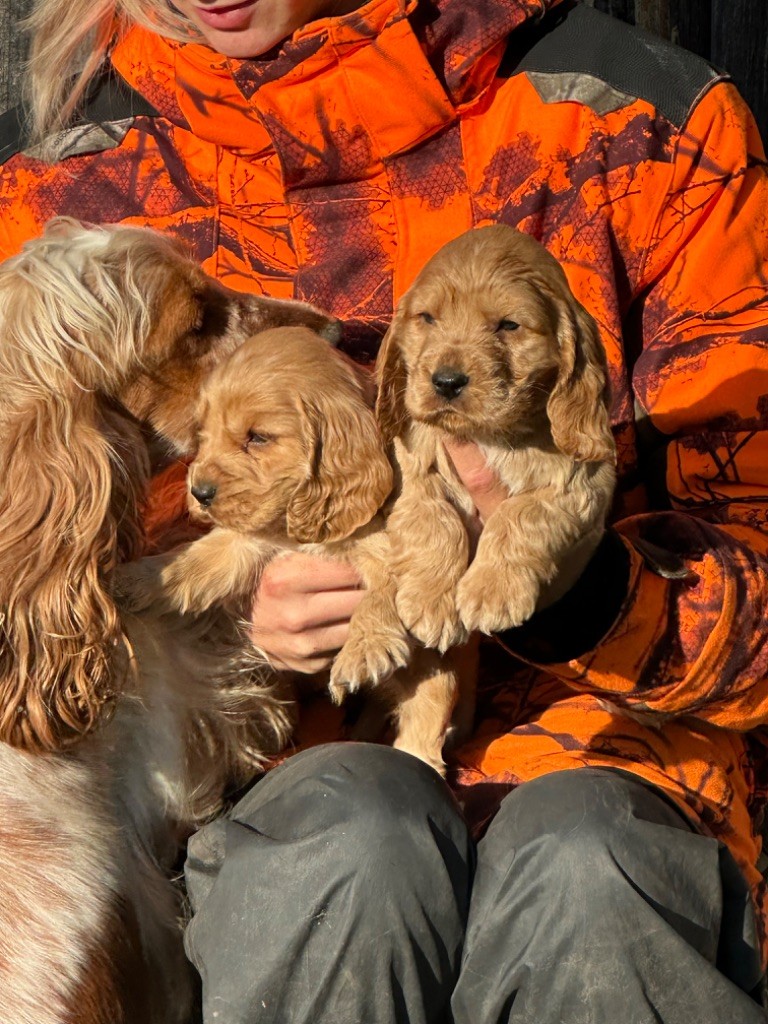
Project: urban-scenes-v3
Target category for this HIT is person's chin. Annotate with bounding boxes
[195,25,292,58]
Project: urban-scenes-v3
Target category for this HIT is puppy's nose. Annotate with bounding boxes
[191,482,217,508]
[432,366,469,400]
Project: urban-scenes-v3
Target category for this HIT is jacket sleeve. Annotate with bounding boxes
[500,80,768,731]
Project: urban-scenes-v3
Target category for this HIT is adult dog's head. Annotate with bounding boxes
[188,327,393,545]
[376,224,613,461]
[0,217,340,752]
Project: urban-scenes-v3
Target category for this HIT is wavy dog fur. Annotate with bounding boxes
[161,326,468,775]
[0,218,339,1024]
[376,224,616,646]
[0,217,338,754]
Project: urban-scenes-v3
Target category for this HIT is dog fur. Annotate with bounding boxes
[375,224,616,648]
[161,326,468,775]
[0,218,339,1024]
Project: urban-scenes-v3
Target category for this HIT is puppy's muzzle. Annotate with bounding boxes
[191,482,217,508]
[432,366,469,401]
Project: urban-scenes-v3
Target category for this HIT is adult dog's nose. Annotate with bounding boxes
[191,482,217,508]
[432,366,469,400]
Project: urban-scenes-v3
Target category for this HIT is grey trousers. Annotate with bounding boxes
[184,743,766,1024]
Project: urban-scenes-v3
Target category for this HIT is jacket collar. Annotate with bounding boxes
[112,0,560,182]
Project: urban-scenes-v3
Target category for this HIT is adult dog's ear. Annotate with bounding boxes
[0,393,143,752]
[287,387,393,545]
[546,293,615,463]
[375,308,410,445]
[0,219,154,751]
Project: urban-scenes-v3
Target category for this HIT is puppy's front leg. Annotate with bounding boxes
[456,491,575,633]
[161,529,277,614]
[387,647,461,777]
[389,458,469,652]
[329,535,411,701]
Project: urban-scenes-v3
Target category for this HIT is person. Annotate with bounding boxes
[2,0,768,1021]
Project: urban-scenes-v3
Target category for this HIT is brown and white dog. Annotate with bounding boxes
[0,218,339,1024]
[160,326,466,776]
[375,224,616,649]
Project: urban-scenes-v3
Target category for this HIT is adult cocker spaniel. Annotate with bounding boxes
[375,224,616,649]
[0,218,339,1024]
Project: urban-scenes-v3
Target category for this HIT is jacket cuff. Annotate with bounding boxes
[495,528,632,664]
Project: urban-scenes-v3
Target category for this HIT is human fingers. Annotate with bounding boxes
[251,620,353,674]
[262,551,363,593]
[250,554,364,673]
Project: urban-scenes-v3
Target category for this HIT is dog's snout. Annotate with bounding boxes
[432,366,469,400]
[191,482,217,508]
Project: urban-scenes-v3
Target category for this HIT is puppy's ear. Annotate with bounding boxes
[546,295,615,463]
[375,308,410,444]
[287,385,393,544]
[0,393,142,752]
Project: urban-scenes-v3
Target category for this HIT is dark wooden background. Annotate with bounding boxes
[592,0,768,144]
[1,0,767,143]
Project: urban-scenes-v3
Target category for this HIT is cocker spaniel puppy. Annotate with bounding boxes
[0,218,339,1024]
[376,224,616,648]
[162,326,466,775]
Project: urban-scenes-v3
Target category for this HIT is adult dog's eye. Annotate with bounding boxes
[418,311,436,325]
[190,294,228,338]
[497,319,520,332]
[188,298,207,334]
[245,430,272,449]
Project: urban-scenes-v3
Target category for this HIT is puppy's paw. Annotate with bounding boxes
[457,566,538,634]
[395,585,467,652]
[160,554,210,614]
[330,630,411,701]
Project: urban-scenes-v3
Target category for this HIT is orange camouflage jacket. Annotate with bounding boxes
[2,0,768,952]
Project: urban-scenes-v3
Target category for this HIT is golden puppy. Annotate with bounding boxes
[163,326,464,774]
[376,224,616,647]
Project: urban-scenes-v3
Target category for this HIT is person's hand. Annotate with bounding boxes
[250,553,364,673]
[443,439,507,532]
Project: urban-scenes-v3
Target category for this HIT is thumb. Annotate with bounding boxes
[443,439,506,524]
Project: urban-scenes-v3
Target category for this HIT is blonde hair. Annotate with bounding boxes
[22,0,203,152]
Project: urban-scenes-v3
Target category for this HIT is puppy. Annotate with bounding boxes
[0,217,339,1024]
[162,326,466,774]
[375,224,616,648]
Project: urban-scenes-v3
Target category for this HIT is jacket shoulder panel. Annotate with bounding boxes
[500,1,725,128]
[0,67,160,166]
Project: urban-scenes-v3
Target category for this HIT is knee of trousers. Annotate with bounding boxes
[188,742,471,904]
[481,767,698,914]
[234,741,465,837]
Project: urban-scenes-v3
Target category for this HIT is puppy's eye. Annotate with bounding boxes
[497,319,520,333]
[245,430,272,450]
[418,311,436,325]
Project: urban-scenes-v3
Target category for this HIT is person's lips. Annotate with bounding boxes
[193,0,258,31]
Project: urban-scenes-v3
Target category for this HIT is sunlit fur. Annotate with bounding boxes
[0,218,338,1023]
[376,224,617,643]
[0,216,338,754]
[162,327,467,775]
